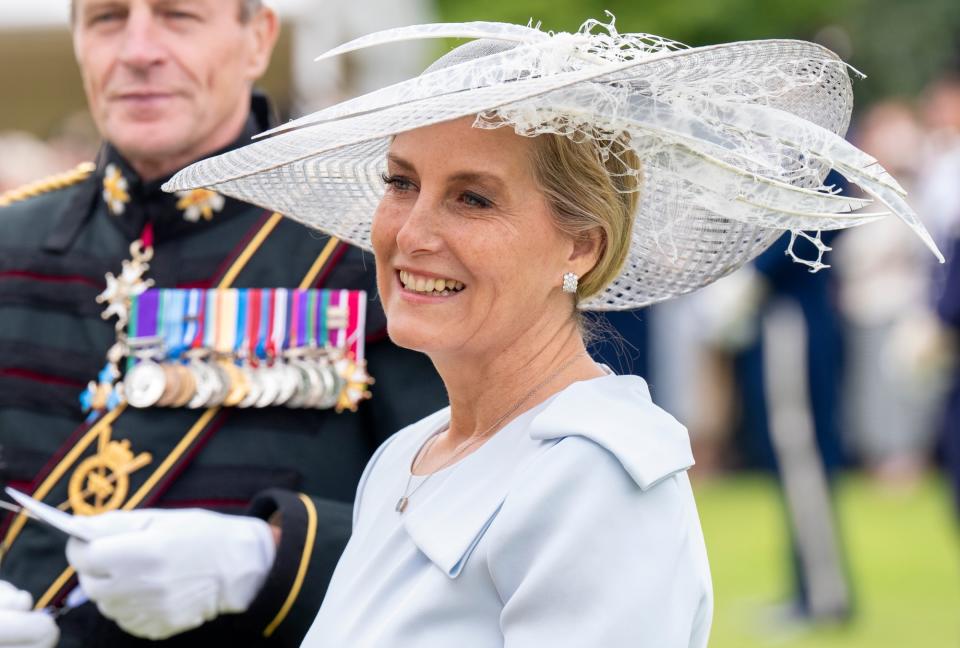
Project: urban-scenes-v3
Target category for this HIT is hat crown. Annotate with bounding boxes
[424,39,519,76]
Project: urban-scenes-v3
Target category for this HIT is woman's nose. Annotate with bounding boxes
[395,195,442,256]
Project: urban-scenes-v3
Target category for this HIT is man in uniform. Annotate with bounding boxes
[0,1,445,646]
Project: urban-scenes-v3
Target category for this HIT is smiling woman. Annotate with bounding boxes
[165,17,942,648]
[371,116,596,362]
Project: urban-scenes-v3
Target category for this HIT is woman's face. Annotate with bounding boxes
[371,117,578,359]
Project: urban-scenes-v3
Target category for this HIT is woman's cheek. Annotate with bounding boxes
[370,206,391,255]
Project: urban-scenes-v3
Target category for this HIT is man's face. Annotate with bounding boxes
[73,0,277,178]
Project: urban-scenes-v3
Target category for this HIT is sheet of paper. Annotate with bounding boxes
[5,488,103,542]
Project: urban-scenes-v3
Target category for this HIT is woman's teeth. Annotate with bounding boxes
[399,270,464,296]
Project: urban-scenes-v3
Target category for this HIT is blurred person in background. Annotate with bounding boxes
[834,101,944,482]
[46,112,102,172]
[730,225,853,624]
[916,70,960,516]
[0,1,444,647]
[917,73,960,248]
[290,0,435,111]
[936,225,960,517]
[0,132,62,194]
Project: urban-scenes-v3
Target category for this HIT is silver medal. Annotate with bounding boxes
[254,365,281,408]
[304,361,330,409]
[187,360,216,409]
[314,361,342,409]
[124,360,166,408]
[204,361,230,407]
[238,365,263,408]
[274,362,299,406]
[286,360,315,409]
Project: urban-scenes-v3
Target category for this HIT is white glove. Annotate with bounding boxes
[0,581,59,648]
[66,509,276,640]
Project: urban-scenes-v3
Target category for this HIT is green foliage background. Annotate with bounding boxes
[436,0,960,106]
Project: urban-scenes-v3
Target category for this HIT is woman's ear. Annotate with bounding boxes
[568,228,604,279]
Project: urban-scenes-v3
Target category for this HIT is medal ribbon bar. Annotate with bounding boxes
[117,288,371,412]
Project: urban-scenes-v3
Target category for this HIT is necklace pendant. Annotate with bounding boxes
[395,496,409,513]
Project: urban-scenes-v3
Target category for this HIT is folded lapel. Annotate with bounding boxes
[402,404,558,578]
[528,374,694,490]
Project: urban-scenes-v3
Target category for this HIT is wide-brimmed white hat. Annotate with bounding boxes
[164,17,943,310]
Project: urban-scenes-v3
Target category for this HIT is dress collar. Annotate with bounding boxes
[527,374,694,490]
[402,373,694,578]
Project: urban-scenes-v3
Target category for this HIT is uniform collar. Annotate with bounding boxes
[403,373,694,579]
[44,94,275,253]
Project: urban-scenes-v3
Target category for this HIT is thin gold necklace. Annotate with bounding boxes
[396,352,586,514]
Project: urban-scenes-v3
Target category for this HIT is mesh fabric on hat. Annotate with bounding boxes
[165,19,942,310]
[426,38,841,308]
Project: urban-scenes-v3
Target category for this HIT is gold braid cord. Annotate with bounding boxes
[0,162,96,208]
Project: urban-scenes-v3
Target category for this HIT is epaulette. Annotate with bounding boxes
[0,162,96,208]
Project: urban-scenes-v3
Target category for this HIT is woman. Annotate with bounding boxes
[167,19,941,647]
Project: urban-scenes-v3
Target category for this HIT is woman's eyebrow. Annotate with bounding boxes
[447,171,506,192]
[386,154,416,173]
[388,154,507,192]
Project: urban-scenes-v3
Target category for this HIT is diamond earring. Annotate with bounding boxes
[562,272,579,294]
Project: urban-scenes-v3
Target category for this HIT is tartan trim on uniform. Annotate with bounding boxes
[0,341,103,384]
[159,464,301,505]
[310,241,348,289]
[0,270,102,288]
[208,210,278,286]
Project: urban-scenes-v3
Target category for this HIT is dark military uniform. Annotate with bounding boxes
[0,95,447,647]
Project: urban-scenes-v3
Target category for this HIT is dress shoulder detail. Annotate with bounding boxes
[0,162,96,208]
[528,374,694,490]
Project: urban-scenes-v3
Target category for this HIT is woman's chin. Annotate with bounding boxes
[385,321,446,355]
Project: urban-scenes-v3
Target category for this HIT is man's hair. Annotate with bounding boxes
[70,1,265,23]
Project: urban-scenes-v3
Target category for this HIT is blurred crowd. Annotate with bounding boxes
[0,113,98,195]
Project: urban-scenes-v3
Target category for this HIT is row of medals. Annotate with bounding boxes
[124,351,345,410]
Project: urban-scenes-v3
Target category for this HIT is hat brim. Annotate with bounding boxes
[165,37,933,309]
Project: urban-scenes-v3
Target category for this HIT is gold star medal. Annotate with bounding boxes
[102,163,130,216]
[176,189,225,222]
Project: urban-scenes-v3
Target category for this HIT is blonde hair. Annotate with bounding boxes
[529,133,641,302]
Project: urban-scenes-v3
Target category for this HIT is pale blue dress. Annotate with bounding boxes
[302,374,713,647]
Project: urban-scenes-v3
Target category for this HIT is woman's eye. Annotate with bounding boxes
[381,173,416,192]
[461,192,492,209]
